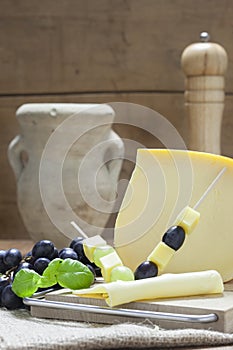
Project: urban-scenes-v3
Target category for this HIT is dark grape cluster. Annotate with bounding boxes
[0,237,100,310]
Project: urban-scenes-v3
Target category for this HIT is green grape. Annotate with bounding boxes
[110,266,135,282]
[93,245,114,267]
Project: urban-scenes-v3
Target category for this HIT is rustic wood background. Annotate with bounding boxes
[1,0,233,240]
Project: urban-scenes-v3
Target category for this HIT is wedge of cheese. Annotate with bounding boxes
[73,270,223,307]
[114,149,233,282]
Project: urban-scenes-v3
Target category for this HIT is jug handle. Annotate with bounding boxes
[105,130,124,185]
[8,135,26,182]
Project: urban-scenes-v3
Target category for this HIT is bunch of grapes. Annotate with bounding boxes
[0,237,100,310]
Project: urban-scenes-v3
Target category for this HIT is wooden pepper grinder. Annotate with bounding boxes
[181,32,228,154]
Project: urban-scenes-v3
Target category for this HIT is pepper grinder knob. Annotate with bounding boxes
[181,32,228,154]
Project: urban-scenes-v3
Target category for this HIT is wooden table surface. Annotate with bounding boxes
[0,239,232,350]
[0,239,34,254]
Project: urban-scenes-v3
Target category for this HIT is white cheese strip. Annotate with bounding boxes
[73,270,223,307]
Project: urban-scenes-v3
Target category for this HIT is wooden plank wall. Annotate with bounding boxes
[1,0,233,240]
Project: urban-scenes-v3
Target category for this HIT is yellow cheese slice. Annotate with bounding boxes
[73,270,223,307]
[114,149,233,282]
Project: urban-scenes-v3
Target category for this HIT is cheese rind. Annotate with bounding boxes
[73,270,223,307]
[114,149,233,282]
[147,242,175,271]
[175,206,200,234]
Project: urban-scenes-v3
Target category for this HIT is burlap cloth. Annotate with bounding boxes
[1,309,233,350]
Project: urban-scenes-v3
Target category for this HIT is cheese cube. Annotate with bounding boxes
[175,206,200,234]
[99,251,123,282]
[147,241,175,271]
[83,235,107,262]
[93,245,114,267]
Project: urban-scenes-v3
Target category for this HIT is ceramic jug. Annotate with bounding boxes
[8,103,124,248]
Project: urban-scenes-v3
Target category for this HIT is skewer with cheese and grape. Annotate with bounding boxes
[72,152,229,282]
[70,149,230,306]
[71,221,135,282]
[71,213,224,305]
[114,149,233,282]
[134,167,225,279]
[72,159,225,283]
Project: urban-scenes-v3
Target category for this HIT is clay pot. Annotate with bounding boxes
[8,103,124,248]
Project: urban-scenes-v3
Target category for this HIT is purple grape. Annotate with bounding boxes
[0,250,8,274]
[94,266,102,277]
[4,248,22,269]
[69,237,83,249]
[1,284,24,310]
[162,226,186,251]
[87,261,102,277]
[32,240,55,259]
[73,242,90,264]
[59,248,78,260]
[0,278,10,305]
[13,262,34,277]
[134,261,158,280]
[34,257,50,275]
[50,247,59,260]
[86,264,96,278]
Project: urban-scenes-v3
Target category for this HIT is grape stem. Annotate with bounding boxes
[5,266,18,278]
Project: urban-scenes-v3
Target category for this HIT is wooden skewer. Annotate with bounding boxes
[181,32,228,154]
[193,167,226,210]
[70,221,89,239]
